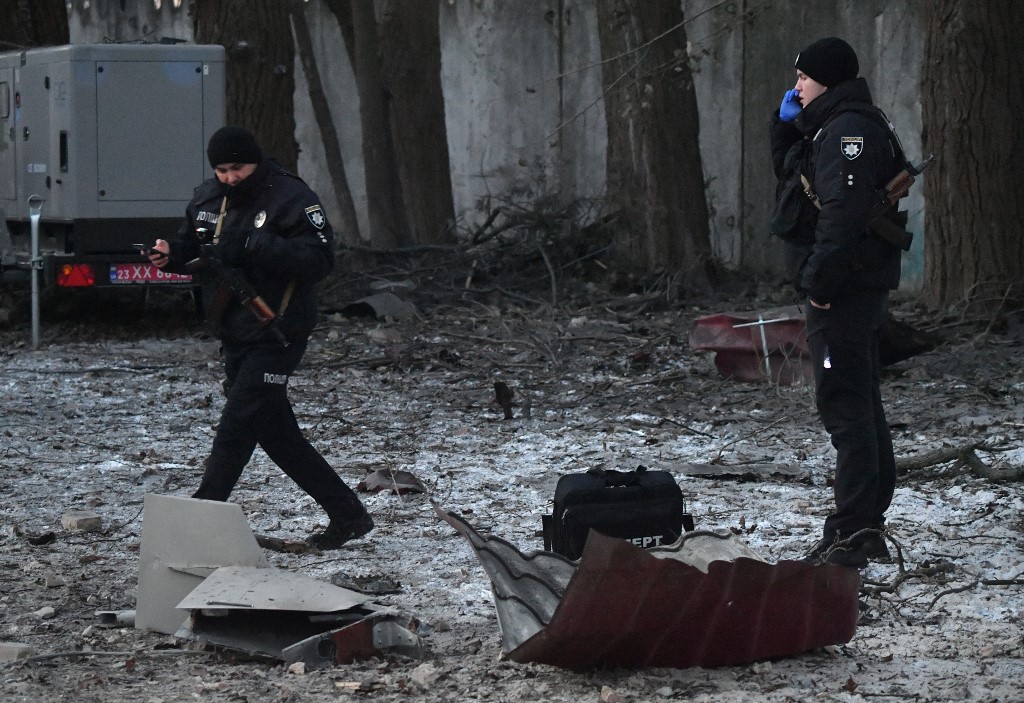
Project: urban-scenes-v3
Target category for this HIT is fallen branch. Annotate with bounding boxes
[928,574,1024,610]
[710,415,791,463]
[537,241,558,308]
[896,442,981,473]
[577,291,667,312]
[974,283,1016,345]
[862,559,955,598]
[897,442,1022,481]
[320,355,391,369]
[959,448,1024,481]
[624,415,714,438]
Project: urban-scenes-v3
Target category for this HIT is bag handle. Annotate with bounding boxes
[586,465,648,487]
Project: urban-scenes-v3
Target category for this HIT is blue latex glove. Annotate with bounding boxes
[779,89,802,122]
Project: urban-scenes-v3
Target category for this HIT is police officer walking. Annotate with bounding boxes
[147,125,372,550]
[770,38,908,568]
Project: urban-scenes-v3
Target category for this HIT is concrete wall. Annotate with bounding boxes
[67,0,192,45]
[437,0,606,237]
[291,1,363,241]
[68,0,926,287]
[291,0,607,245]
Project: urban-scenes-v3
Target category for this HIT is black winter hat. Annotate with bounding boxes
[794,37,859,88]
[207,125,262,168]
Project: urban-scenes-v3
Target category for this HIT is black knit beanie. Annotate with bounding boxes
[794,37,859,88]
[206,126,262,168]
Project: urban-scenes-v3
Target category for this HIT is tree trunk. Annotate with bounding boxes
[322,0,357,69]
[290,0,361,247]
[192,0,298,173]
[921,1,1024,308]
[379,0,455,245]
[350,0,409,249]
[595,0,712,289]
[0,0,69,49]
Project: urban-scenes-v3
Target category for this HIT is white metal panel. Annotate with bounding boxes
[177,566,370,613]
[135,493,269,635]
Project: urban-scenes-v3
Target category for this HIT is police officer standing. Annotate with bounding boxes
[770,38,906,568]
[147,125,372,550]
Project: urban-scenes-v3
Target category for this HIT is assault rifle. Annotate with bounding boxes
[868,154,935,250]
[801,154,934,251]
[185,252,289,347]
[880,154,935,209]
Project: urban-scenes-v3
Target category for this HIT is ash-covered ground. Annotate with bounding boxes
[1,283,1022,702]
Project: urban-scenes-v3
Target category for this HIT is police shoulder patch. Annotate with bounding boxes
[841,136,864,160]
[304,204,326,229]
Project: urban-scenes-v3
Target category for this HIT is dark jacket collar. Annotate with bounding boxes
[795,77,874,136]
[223,157,273,203]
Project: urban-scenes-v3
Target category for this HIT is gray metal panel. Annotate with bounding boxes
[59,55,97,219]
[45,59,73,218]
[434,507,577,652]
[15,63,50,211]
[0,68,14,204]
[95,58,207,205]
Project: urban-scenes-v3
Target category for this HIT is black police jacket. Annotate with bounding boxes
[772,78,903,305]
[166,158,334,345]
[768,116,819,284]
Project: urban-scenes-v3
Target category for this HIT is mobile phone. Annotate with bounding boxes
[132,243,166,258]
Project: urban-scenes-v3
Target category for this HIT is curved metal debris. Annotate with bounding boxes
[689,308,811,385]
[437,506,861,670]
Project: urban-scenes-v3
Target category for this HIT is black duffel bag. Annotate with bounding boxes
[542,466,695,560]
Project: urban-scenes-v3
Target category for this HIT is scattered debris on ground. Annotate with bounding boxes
[1,267,1022,702]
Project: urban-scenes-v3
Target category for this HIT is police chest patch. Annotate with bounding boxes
[841,137,864,160]
[305,204,326,229]
[253,210,267,228]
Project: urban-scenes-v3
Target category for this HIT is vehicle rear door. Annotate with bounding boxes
[14,62,51,211]
[0,66,16,206]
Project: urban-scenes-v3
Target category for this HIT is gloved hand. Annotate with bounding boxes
[214,233,249,267]
[778,89,802,122]
[244,227,270,259]
[200,234,247,268]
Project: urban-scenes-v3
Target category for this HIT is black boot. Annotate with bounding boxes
[856,529,892,564]
[802,529,890,569]
[307,512,374,550]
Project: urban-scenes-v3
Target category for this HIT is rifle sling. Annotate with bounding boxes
[278,280,296,316]
[212,196,227,244]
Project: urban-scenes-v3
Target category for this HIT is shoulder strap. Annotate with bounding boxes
[211,196,228,244]
[278,280,297,315]
[800,173,821,210]
[867,105,910,166]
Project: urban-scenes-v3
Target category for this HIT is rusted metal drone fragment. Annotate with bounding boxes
[437,507,860,669]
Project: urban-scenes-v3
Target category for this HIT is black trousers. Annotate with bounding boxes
[805,290,896,542]
[192,338,365,522]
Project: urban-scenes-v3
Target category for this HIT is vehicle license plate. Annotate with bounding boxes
[110,263,192,284]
